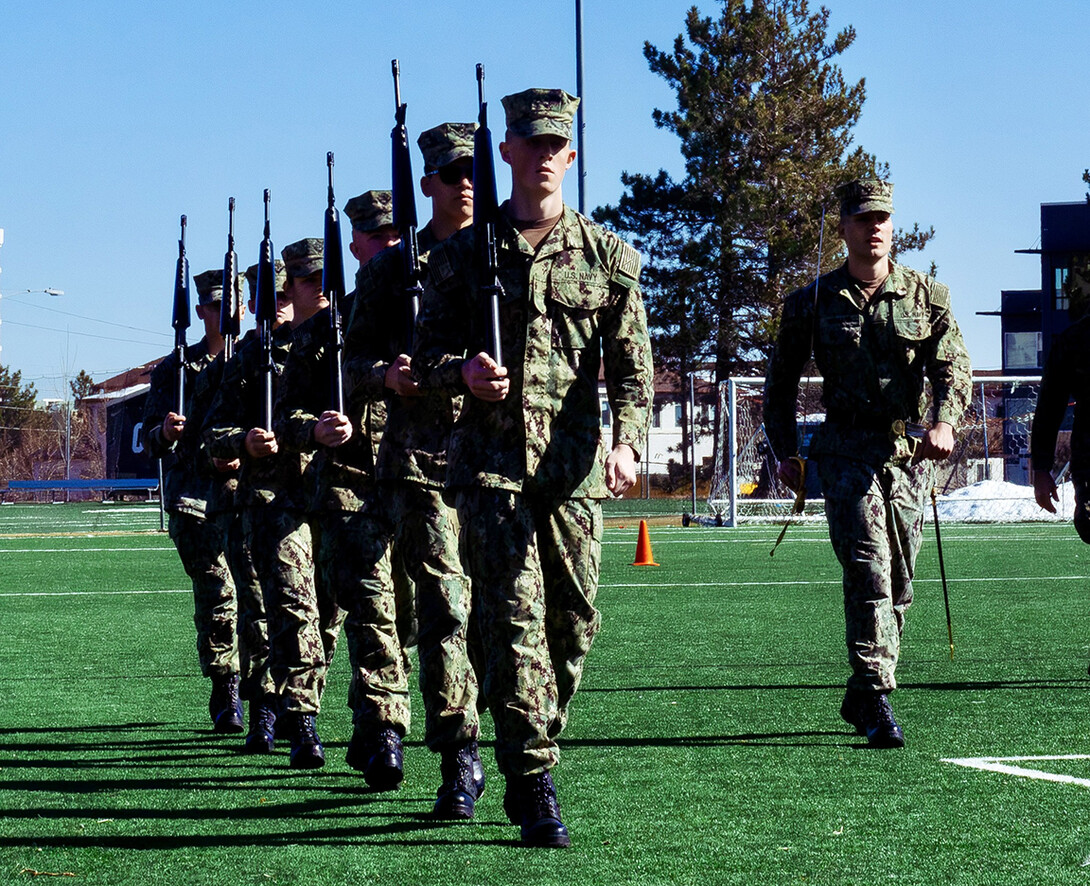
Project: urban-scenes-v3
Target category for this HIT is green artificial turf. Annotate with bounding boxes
[2,504,1090,884]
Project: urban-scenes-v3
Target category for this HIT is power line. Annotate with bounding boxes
[1,295,168,338]
[2,319,166,347]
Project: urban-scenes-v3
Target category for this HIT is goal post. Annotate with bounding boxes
[709,375,1047,525]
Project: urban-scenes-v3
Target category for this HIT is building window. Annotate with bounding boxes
[1055,265,1070,312]
[601,400,611,427]
[1004,331,1042,371]
[675,403,683,427]
[652,405,661,428]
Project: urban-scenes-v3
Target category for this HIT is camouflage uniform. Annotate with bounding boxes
[344,134,480,755]
[765,247,972,692]
[202,294,327,716]
[143,275,238,684]
[275,298,406,737]
[414,199,654,776]
[1031,253,1090,540]
[192,333,274,705]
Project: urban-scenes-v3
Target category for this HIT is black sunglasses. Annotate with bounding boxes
[427,162,474,186]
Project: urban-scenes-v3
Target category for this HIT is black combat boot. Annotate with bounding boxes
[468,740,486,799]
[283,712,325,769]
[503,771,571,848]
[433,744,481,819]
[349,726,403,791]
[841,689,905,748]
[242,696,277,754]
[209,674,244,734]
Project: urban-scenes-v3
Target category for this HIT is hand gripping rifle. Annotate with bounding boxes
[474,63,504,366]
[323,152,347,414]
[171,214,191,415]
[390,59,423,351]
[220,198,240,362]
[254,189,277,430]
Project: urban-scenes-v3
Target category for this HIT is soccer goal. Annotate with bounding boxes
[707,375,1048,525]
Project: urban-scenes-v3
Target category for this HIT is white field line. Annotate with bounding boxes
[0,546,174,553]
[0,588,190,597]
[600,576,1090,588]
[942,755,1090,789]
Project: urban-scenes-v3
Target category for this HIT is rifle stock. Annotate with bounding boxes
[221,197,240,361]
[391,58,423,351]
[171,214,191,415]
[474,63,504,365]
[323,152,346,414]
[254,189,277,430]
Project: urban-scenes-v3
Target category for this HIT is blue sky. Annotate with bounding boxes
[2,1,1087,400]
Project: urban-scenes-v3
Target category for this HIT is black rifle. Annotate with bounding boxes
[323,152,346,414]
[171,214,191,415]
[254,189,277,430]
[220,197,240,361]
[474,63,504,365]
[391,58,423,351]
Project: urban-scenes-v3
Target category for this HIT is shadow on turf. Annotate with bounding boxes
[583,677,1088,693]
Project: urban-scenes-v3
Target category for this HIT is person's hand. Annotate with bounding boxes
[605,444,637,496]
[1034,469,1058,514]
[916,421,956,461]
[245,427,278,458]
[162,411,186,443]
[776,456,804,493]
[461,352,509,401]
[314,411,353,447]
[384,354,421,397]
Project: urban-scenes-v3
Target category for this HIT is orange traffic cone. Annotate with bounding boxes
[632,519,659,566]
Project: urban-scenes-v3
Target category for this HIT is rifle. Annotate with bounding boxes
[254,189,277,430]
[323,152,346,414]
[390,58,423,351]
[171,214,191,415]
[220,197,240,361]
[474,63,504,365]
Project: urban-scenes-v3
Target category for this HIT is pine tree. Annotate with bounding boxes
[595,0,933,385]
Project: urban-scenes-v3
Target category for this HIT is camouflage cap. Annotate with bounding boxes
[193,269,225,305]
[244,260,287,299]
[281,238,324,278]
[836,179,894,217]
[343,190,395,233]
[417,122,476,170]
[501,88,580,140]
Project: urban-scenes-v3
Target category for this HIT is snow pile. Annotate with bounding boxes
[935,479,1075,523]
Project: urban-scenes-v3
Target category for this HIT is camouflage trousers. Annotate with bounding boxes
[818,456,931,692]
[454,489,602,776]
[312,508,409,738]
[383,480,479,751]
[168,511,238,679]
[222,510,275,701]
[245,507,344,715]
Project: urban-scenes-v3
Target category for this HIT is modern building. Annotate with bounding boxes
[989,200,1090,373]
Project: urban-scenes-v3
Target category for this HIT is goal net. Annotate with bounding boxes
[707,375,1051,525]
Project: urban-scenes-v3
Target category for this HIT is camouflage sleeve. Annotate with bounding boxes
[413,240,471,395]
[763,286,813,462]
[343,259,396,408]
[142,355,177,458]
[273,342,321,454]
[1030,333,1071,472]
[202,347,250,460]
[925,282,972,429]
[601,240,654,458]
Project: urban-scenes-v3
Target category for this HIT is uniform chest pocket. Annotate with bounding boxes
[892,311,930,342]
[548,283,612,352]
[818,315,862,347]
